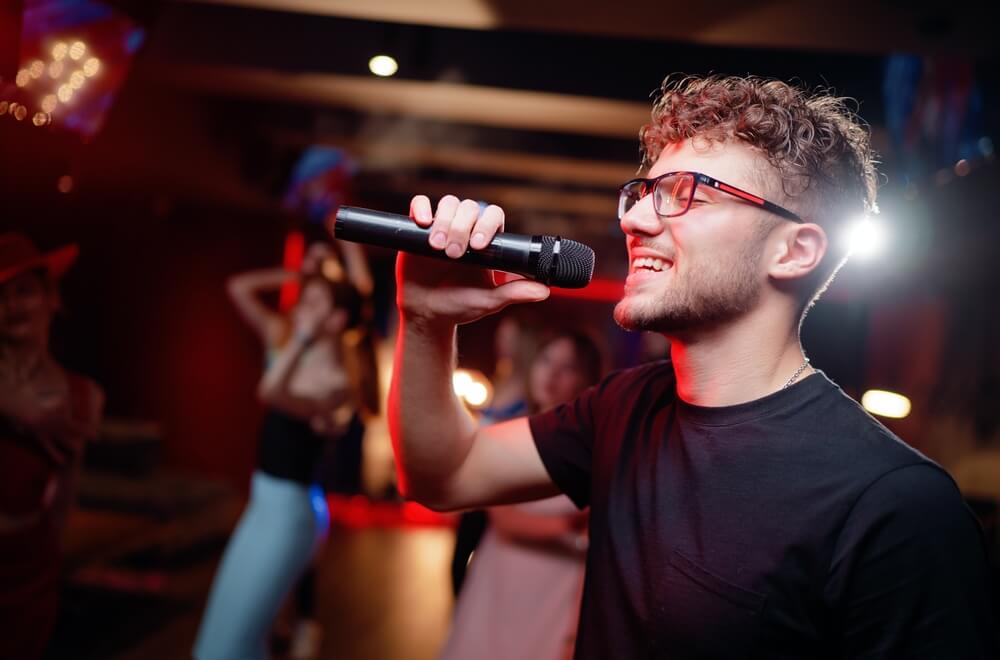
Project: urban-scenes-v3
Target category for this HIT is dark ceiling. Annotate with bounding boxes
[6,0,1000,284]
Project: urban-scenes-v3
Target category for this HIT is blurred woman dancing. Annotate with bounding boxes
[195,241,378,660]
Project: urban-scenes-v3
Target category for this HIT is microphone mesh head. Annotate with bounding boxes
[537,237,595,288]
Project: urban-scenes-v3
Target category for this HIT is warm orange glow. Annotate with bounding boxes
[32,112,50,127]
[29,60,45,79]
[52,42,68,61]
[69,71,86,89]
[0,101,9,115]
[452,368,493,408]
[49,60,64,78]
[41,95,57,113]
[13,105,27,121]
[15,69,30,87]
[57,84,74,103]
[861,390,911,419]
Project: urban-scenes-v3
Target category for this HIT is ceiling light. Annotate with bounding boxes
[368,54,398,77]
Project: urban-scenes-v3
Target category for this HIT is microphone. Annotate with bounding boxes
[330,206,595,289]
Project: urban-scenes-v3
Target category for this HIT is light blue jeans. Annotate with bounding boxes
[193,471,329,660]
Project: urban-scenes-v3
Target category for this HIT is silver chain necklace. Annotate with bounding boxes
[782,358,810,390]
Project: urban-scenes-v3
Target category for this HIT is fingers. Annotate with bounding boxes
[471,204,504,250]
[427,195,460,252]
[488,279,550,309]
[410,195,433,226]
[410,195,506,259]
[446,199,482,258]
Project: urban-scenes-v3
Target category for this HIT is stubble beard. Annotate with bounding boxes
[614,242,766,335]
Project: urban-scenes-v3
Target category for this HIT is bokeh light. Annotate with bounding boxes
[368,54,398,77]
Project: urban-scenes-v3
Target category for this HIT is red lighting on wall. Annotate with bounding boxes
[550,277,623,303]
[279,230,304,311]
[493,272,623,303]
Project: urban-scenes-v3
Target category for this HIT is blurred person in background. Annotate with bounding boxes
[439,330,602,660]
[0,232,104,660]
[194,240,379,660]
[450,314,538,597]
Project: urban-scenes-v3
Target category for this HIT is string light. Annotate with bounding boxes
[83,57,100,77]
[52,42,68,61]
[15,69,30,87]
[41,95,57,113]
[49,60,64,78]
[57,84,74,103]
[32,112,50,127]
[0,101,8,115]
[29,60,45,79]
[69,71,86,89]
[69,41,86,61]
[13,105,27,121]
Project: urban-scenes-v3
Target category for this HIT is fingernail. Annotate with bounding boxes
[446,243,464,258]
[471,232,486,248]
[430,231,447,248]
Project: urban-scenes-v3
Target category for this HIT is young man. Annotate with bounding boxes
[390,76,996,658]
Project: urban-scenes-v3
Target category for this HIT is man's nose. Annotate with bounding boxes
[619,197,663,237]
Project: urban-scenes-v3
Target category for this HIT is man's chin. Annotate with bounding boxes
[614,300,657,332]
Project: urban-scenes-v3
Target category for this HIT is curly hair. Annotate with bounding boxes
[640,74,880,312]
[642,74,877,223]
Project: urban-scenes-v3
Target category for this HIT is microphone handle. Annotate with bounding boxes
[332,206,542,278]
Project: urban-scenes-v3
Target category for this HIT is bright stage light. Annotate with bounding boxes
[845,216,885,258]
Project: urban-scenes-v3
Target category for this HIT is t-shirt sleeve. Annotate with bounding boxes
[826,463,998,659]
[528,380,603,510]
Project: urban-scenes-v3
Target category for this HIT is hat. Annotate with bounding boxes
[0,233,79,284]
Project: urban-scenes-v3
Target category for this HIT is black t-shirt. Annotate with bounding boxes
[529,361,997,659]
[257,409,324,484]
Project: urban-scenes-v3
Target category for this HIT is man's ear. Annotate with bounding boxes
[767,222,827,282]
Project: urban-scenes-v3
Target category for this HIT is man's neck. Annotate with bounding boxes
[668,306,811,407]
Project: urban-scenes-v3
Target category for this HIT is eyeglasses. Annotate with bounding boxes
[618,171,803,223]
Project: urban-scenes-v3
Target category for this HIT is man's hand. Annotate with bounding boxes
[396,195,550,328]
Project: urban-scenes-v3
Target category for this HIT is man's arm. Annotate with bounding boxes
[389,194,556,511]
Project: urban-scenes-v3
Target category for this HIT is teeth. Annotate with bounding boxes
[633,257,668,272]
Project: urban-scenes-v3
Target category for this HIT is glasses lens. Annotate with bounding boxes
[617,180,648,219]
[653,173,695,217]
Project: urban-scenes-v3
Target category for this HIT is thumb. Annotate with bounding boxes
[488,279,550,309]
